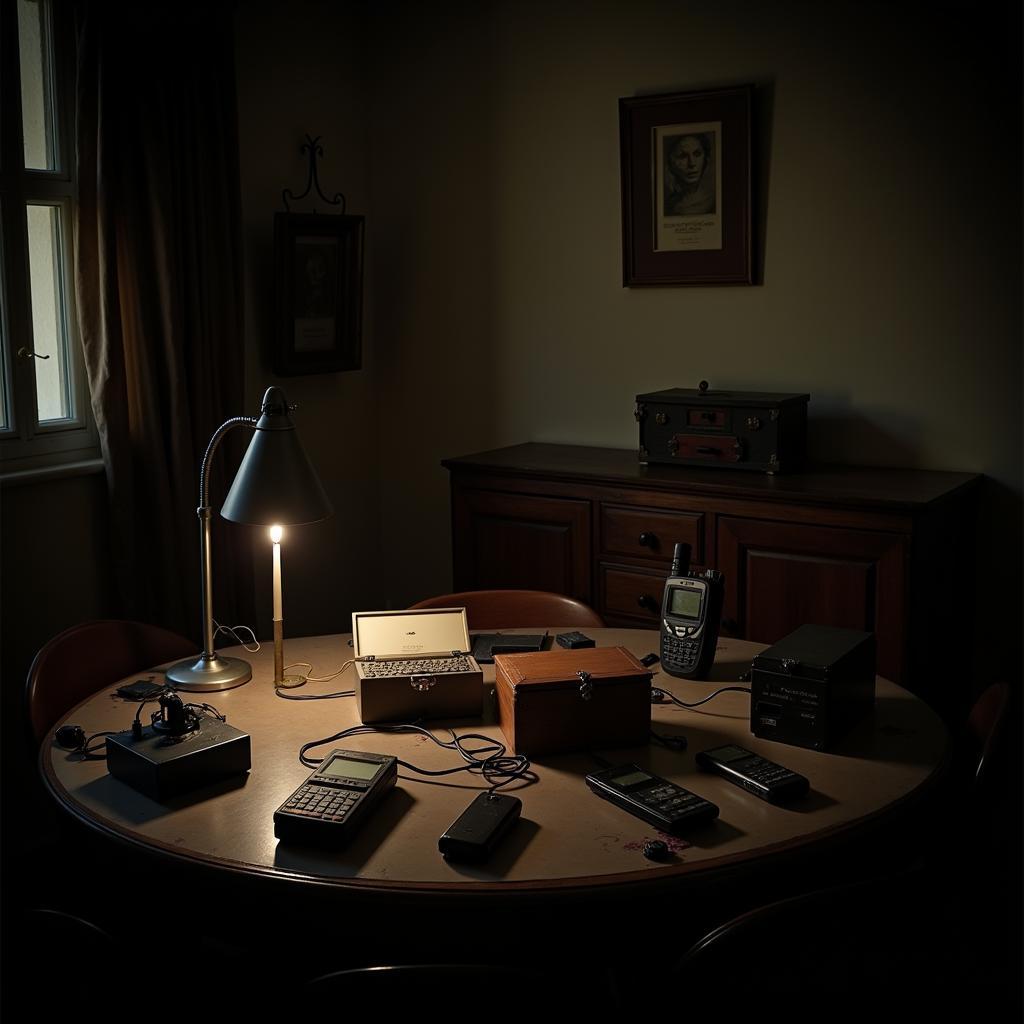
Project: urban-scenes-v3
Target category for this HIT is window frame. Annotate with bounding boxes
[1,0,98,474]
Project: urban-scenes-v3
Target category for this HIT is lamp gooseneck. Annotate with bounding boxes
[165,387,332,693]
[165,415,258,692]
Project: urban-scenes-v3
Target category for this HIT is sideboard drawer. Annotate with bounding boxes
[601,564,671,624]
[600,504,704,564]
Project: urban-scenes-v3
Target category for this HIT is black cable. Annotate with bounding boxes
[298,723,536,790]
[275,687,355,701]
[651,684,751,709]
[79,732,118,759]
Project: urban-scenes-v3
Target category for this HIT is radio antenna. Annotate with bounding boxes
[670,542,691,577]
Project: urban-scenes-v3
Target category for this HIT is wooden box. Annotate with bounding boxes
[352,608,483,723]
[493,646,653,756]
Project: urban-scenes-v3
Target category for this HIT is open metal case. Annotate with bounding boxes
[351,608,484,723]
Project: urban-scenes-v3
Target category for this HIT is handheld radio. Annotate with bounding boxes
[659,542,725,680]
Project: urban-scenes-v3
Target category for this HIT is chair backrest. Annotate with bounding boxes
[674,872,945,1013]
[304,964,609,1012]
[966,681,1011,787]
[408,589,604,630]
[26,619,196,744]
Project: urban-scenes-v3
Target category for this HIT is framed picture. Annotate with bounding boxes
[619,85,752,286]
[273,212,364,375]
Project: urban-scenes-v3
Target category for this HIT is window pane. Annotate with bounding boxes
[26,203,71,422]
[19,0,56,171]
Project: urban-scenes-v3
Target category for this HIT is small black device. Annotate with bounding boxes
[585,763,718,835]
[642,839,670,861]
[438,791,522,862]
[105,718,251,801]
[750,624,876,751]
[55,724,86,750]
[659,542,725,680]
[556,631,595,649]
[115,678,166,700]
[274,749,398,845]
[471,632,547,663]
[696,744,809,803]
[640,652,660,667]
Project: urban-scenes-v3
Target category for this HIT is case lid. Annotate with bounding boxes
[636,387,809,407]
[494,646,651,694]
[751,624,874,677]
[351,608,471,659]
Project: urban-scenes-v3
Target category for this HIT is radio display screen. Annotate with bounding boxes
[669,587,703,620]
[322,756,382,781]
[612,769,653,789]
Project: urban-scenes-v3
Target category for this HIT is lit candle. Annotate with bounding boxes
[270,525,283,621]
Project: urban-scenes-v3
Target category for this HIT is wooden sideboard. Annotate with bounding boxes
[442,443,980,711]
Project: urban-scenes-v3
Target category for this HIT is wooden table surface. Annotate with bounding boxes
[42,629,948,895]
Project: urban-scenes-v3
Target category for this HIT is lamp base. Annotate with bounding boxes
[165,654,252,692]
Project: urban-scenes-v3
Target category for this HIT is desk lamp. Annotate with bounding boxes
[165,386,333,692]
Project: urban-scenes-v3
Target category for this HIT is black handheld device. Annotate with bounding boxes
[585,763,718,836]
[660,542,725,680]
[115,678,166,700]
[438,791,522,862]
[556,631,595,649]
[696,744,809,803]
[274,748,398,845]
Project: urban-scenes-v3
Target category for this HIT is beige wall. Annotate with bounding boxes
[235,0,383,638]
[365,1,1022,628]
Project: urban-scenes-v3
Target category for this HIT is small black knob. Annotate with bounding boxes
[643,839,670,861]
[638,531,657,549]
[638,593,659,613]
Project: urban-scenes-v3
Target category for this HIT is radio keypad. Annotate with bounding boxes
[635,780,712,823]
[282,783,362,821]
[662,631,699,670]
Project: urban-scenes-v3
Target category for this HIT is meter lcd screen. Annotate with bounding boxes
[613,769,653,788]
[322,756,382,781]
[669,587,703,620]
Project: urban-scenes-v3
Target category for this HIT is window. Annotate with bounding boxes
[1,0,97,473]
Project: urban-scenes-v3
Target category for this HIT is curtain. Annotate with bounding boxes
[74,1,255,642]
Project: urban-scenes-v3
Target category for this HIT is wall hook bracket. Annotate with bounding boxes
[281,134,346,214]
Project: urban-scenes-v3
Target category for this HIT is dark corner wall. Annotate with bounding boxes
[2,0,1021,746]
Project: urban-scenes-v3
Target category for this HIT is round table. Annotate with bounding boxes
[42,629,948,897]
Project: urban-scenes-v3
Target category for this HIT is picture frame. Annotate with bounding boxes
[619,85,753,286]
[272,212,364,375]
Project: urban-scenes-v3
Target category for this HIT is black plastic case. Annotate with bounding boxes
[635,383,809,474]
[749,624,876,751]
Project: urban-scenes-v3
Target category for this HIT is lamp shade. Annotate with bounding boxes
[220,386,334,526]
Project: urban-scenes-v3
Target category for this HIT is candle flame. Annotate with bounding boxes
[270,525,283,543]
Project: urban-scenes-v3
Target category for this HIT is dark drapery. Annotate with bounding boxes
[74,2,255,641]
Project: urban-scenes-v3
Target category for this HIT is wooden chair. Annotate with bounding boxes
[966,681,1011,788]
[26,619,195,745]
[409,589,604,630]
[304,964,614,1012]
[667,873,956,1016]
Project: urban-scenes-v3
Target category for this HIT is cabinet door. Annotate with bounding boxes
[452,488,591,601]
[717,517,907,683]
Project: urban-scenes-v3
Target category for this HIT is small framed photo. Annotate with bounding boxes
[619,85,753,286]
[273,212,364,375]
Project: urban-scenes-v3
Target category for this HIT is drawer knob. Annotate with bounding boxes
[638,531,658,549]
[638,593,659,613]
